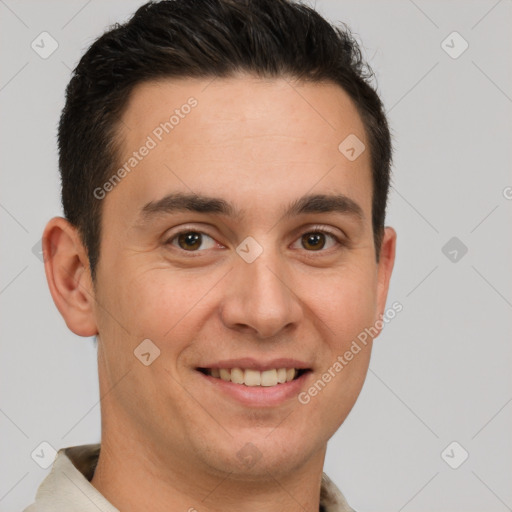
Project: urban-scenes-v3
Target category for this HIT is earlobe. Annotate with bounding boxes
[42,217,98,337]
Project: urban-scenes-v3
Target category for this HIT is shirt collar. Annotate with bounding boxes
[25,444,355,512]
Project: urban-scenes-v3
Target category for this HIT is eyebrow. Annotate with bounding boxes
[137,191,365,224]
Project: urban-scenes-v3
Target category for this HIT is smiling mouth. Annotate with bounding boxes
[197,367,310,387]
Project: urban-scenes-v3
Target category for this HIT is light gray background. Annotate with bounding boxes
[1,1,511,511]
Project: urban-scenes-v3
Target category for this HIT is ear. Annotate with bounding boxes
[375,226,397,323]
[42,217,98,337]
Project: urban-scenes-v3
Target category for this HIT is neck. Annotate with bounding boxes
[91,427,326,512]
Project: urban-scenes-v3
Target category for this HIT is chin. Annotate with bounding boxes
[200,430,320,480]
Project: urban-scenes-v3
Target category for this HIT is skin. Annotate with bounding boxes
[43,75,396,512]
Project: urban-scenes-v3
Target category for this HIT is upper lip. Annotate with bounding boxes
[197,357,311,371]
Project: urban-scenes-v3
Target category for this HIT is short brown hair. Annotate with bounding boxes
[58,0,393,281]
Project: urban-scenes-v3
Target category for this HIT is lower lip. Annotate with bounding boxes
[197,370,312,407]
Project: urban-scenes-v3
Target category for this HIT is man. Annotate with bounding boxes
[25,0,396,510]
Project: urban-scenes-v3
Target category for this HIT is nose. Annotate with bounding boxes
[219,251,303,339]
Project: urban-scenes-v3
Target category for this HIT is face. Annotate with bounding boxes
[74,76,395,479]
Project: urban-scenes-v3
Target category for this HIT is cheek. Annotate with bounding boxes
[112,268,218,344]
[303,265,378,345]
[300,277,375,436]
[117,275,179,338]
[298,265,376,415]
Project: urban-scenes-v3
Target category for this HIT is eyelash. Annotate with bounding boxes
[164,226,346,255]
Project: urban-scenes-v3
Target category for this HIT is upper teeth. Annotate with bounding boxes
[208,368,298,387]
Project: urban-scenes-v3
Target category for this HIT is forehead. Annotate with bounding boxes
[120,75,367,149]
[108,75,372,225]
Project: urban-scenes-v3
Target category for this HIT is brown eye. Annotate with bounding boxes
[177,232,202,250]
[168,231,216,251]
[296,230,339,251]
[302,232,326,250]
